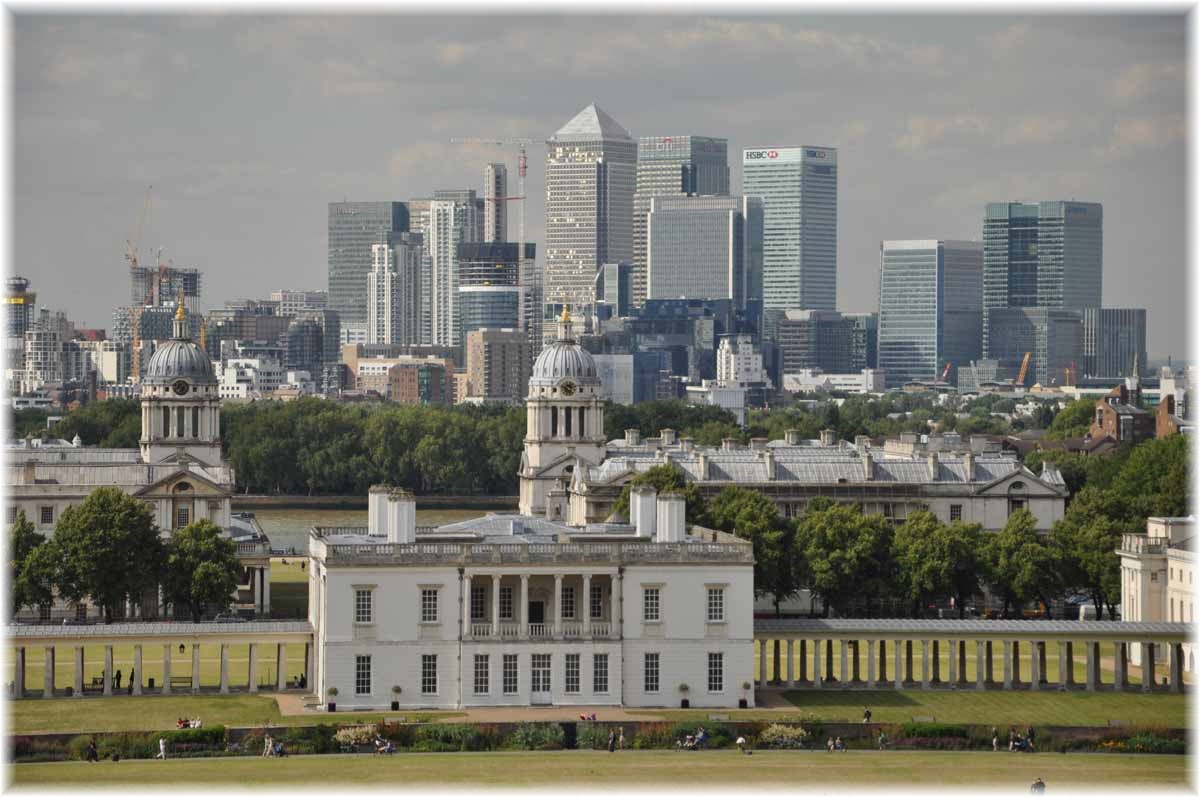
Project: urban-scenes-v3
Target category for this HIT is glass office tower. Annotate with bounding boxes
[878,240,983,387]
[742,146,837,334]
[328,202,409,330]
[646,196,762,310]
[458,242,535,336]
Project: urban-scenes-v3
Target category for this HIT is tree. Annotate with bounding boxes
[1044,399,1096,440]
[611,464,711,527]
[709,487,795,616]
[9,511,55,615]
[793,501,894,617]
[944,521,986,618]
[892,511,952,617]
[163,520,240,621]
[983,509,1060,618]
[19,543,60,617]
[53,487,165,622]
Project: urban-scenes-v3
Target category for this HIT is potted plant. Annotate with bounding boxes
[739,681,752,709]
[391,685,402,711]
[678,683,690,709]
[327,687,338,712]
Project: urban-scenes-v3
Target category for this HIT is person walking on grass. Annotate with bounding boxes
[863,708,872,724]
[992,727,1000,752]
[608,729,616,753]
[263,734,274,757]
[85,738,99,763]
[155,737,167,760]
[618,727,625,750]
[114,669,122,690]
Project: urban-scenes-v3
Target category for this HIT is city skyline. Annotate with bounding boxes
[13,14,1186,358]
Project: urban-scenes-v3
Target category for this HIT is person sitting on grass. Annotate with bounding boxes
[834,736,846,752]
[694,726,708,749]
[826,737,835,753]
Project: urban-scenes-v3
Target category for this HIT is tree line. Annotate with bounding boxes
[611,433,1189,619]
[10,487,241,622]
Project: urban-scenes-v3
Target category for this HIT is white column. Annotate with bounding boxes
[73,646,84,698]
[13,647,24,699]
[519,575,530,640]
[582,574,592,637]
[1142,642,1154,692]
[1170,643,1183,693]
[1113,641,1126,690]
[1030,641,1040,690]
[786,640,795,687]
[759,640,769,686]
[840,640,849,687]
[191,644,201,693]
[1002,641,1012,689]
[614,570,623,639]
[893,640,902,690]
[162,645,172,695]
[305,643,314,692]
[813,639,822,689]
[248,643,258,694]
[103,646,113,697]
[491,575,501,637]
[920,640,930,689]
[43,646,54,699]
[1058,641,1068,688]
[462,573,473,638]
[867,640,877,687]
[132,645,142,696]
[262,566,271,615]
[948,639,958,687]
[276,643,286,690]
[975,640,985,690]
[219,644,230,694]
[553,574,563,638]
[1086,641,1098,691]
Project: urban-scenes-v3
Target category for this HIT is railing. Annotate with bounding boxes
[562,621,583,638]
[470,623,492,638]
[318,540,753,565]
[591,621,612,638]
[236,541,272,556]
[1121,535,1169,555]
[528,623,550,638]
[499,623,521,638]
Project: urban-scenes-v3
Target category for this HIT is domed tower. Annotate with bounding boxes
[139,295,221,465]
[518,310,607,517]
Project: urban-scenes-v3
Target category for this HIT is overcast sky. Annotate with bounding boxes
[12,13,1188,358]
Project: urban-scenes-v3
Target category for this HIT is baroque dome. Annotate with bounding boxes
[143,339,217,385]
[528,310,600,388]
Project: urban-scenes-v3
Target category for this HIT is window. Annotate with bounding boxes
[643,587,661,623]
[355,655,372,695]
[949,504,962,522]
[531,654,551,693]
[562,586,576,619]
[565,653,580,693]
[421,589,439,623]
[593,653,609,693]
[644,653,660,693]
[1008,499,1025,516]
[471,585,486,622]
[499,586,514,620]
[503,654,518,694]
[706,587,725,623]
[176,506,189,529]
[421,654,438,694]
[708,652,724,693]
[1151,572,1159,582]
[7,507,17,524]
[590,584,603,619]
[354,589,373,624]
[39,506,53,525]
[192,407,200,438]
[39,604,51,622]
[474,654,489,695]
[162,406,170,437]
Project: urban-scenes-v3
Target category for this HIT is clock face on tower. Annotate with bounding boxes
[560,381,576,397]
[172,379,190,397]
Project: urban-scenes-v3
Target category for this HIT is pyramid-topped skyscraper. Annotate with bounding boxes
[543,104,636,343]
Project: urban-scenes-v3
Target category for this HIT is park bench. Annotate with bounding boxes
[90,676,103,688]
[169,676,193,690]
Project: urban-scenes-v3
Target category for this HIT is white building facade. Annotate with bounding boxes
[1118,516,1195,672]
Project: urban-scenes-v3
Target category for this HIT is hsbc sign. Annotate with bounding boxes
[744,147,808,164]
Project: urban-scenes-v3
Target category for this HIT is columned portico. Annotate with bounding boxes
[132,645,143,696]
[74,646,84,697]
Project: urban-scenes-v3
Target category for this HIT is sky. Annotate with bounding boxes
[11,13,1188,359]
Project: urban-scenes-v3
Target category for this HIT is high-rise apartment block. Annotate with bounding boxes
[327,202,409,331]
[368,232,424,347]
[457,242,535,337]
[646,195,762,311]
[633,136,729,306]
[6,277,37,337]
[484,163,508,243]
[982,200,1101,351]
[777,310,857,375]
[742,146,838,332]
[465,327,531,403]
[544,104,636,336]
[422,192,484,347]
[1082,307,1147,378]
[878,240,983,387]
[270,289,327,316]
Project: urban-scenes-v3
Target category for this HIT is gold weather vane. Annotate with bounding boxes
[174,287,186,321]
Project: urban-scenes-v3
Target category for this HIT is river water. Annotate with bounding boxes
[239,506,491,554]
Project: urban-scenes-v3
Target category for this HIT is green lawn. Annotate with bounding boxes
[9,695,464,734]
[9,750,1188,788]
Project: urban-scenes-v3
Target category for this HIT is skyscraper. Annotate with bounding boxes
[645,195,762,310]
[368,232,423,347]
[982,200,1102,352]
[878,240,983,387]
[457,242,535,336]
[424,192,484,347]
[633,136,729,306]
[327,202,409,331]
[742,146,838,332]
[5,276,36,337]
[544,104,636,338]
[1082,307,1147,378]
[484,163,508,243]
[985,307,1082,387]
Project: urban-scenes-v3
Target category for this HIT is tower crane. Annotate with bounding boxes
[449,137,540,343]
[125,185,152,382]
[1016,351,1032,388]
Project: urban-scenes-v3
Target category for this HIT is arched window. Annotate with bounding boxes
[192,407,200,438]
[578,407,586,438]
[550,407,558,437]
[564,406,572,437]
[162,406,170,437]
[176,407,186,438]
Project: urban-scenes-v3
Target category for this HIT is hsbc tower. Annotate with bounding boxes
[742,146,837,333]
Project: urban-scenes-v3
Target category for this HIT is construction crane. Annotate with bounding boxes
[449,137,539,342]
[1016,351,1032,388]
[124,185,153,382]
[940,362,952,382]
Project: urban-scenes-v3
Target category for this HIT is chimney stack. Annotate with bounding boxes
[854,435,871,452]
[698,453,710,480]
[624,428,641,447]
[631,485,657,538]
[927,452,939,481]
[963,451,975,482]
[386,489,416,544]
[863,451,876,480]
[660,428,677,446]
[750,438,768,451]
[784,429,801,446]
[820,428,836,447]
[764,450,776,481]
[656,492,686,543]
[722,438,738,451]
[368,484,390,538]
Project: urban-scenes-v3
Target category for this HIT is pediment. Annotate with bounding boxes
[134,468,229,499]
[975,467,1063,497]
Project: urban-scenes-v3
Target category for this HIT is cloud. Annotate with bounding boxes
[1001,115,1074,145]
[435,42,472,67]
[1110,62,1184,102]
[989,23,1031,53]
[1096,113,1185,158]
[894,114,988,152]
[313,59,397,98]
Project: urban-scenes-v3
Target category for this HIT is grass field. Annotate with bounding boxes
[9,750,1189,788]
[9,695,465,734]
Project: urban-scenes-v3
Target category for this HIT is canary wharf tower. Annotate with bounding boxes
[543,104,636,341]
